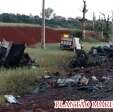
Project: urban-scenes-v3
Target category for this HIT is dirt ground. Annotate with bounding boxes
[1,61,113,112]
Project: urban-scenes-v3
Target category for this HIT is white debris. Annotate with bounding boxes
[32,66,37,69]
[32,87,40,94]
[80,77,89,85]
[65,78,76,84]
[57,75,82,87]
[57,78,76,87]
[101,76,112,80]
[72,75,81,83]
[4,95,18,104]
[43,75,51,79]
[95,83,104,89]
[91,76,98,82]
[57,78,66,87]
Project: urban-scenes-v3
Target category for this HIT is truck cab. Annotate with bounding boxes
[60,34,73,49]
[60,34,81,50]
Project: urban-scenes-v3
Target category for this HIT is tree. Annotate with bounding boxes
[53,16,66,21]
[94,13,112,41]
[45,8,54,19]
[104,15,112,40]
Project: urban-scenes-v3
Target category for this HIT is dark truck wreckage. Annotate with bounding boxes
[0,40,37,68]
[69,45,113,68]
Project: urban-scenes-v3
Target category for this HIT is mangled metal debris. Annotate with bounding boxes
[32,72,113,95]
[91,76,98,82]
[0,40,38,68]
[77,85,99,92]
[69,45,113,68]
[56,74,81,87]
[57,78,76,87]
[79,76,89,85]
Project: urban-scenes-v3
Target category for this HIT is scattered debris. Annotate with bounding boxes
[34,73,107,93]
[101,76,112,80]
[101,76,112,83]
[4,95,19,104]
[42,75,51,79]
[69,50,88,68]
[2,63,113,112]
[0,40,38,68]
[56,74,81,87]
[38,82,50,92]
[32,87,40,94]
[95,82,104,89]
[77,85,99,92]
[71,74,82,83]
[57,78,75,87]
[69,45,113,68]
[91,76,98,82]
[79,76,89,85]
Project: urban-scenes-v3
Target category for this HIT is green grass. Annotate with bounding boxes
[0,43,74,99]
[0,22,41,27]
[26,44,74,72]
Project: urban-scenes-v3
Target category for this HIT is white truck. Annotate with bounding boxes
[60,37,81,50]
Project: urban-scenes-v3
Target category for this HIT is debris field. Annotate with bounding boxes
[0,61,113,112]
[1,45,113,112]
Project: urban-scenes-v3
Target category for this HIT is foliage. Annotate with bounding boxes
[95,19,112,41]
[0,13,81,29]
[72,30,82,38]
[45,8,54,19]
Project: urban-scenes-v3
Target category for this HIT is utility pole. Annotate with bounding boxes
[81,0,88,40]
[112,11,113,41]
[100,16,104,40]
[99,13,104,40]
[41,0,46,48]
[93,12,96,31]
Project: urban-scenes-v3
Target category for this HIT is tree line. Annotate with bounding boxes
[0,13,81,29]
[0,11,112,40]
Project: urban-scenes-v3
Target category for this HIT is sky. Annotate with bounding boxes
[0,0,113,20]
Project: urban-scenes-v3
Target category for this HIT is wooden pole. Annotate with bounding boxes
[93,12,96,31]
[112,11,113,41]
[82,0,87,40]
[41,0,46,48]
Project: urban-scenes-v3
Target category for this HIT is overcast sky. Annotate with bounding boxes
[0,0,113,19]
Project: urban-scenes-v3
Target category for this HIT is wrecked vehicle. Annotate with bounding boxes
[69,45,113,68]
[0,40,38,68]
